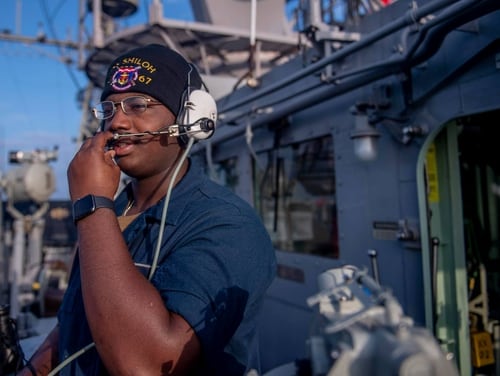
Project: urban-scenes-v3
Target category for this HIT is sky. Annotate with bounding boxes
[0,0,194,200]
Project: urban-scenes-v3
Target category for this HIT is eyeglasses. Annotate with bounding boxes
[92,96,163,120]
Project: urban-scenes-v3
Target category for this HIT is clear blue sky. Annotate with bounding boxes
[0,0,194,199]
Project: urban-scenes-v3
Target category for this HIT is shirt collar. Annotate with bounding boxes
[115,158,206,226]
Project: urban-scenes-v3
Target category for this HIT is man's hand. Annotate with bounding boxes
[67,131,120,201]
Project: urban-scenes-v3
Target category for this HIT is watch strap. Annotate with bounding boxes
[73,194,115,223]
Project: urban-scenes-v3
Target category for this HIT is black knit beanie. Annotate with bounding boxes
[100,44,202,117]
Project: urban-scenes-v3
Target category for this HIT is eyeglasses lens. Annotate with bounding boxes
[123,97,148,114]
[98,102,115,119]
[94,97,148,120]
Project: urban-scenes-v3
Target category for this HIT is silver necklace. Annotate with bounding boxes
[122,200,135,216]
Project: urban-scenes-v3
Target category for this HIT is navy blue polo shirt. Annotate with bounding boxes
[57,160,276,375]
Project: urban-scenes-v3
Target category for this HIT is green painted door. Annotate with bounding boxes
[418,114,500,375]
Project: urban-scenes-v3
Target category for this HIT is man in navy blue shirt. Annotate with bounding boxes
[20,44,276,375]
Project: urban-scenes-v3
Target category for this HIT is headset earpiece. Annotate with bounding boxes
[177,89,217,144]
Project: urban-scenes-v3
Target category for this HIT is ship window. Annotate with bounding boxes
[255,135,339,258]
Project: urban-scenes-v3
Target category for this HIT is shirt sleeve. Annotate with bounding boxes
[150,205,275,361]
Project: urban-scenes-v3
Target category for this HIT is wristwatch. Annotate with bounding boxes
[73,194,115,224]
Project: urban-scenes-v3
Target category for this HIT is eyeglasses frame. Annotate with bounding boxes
[92,96,163,120]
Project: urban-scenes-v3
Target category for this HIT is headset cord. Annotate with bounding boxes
[149,137,194,280]
[47,139,194,376]
[47,342,95,376]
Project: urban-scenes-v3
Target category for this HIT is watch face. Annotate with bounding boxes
[73,195,96,222]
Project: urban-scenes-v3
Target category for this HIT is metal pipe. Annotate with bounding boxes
[78,0,86,69]
[207,62,397,147]
[204,0,496,148]
[92,0,104,48]
[26,218,45,277]
[9,219,24,319]
[219,0,460,114]
[250,0,257,47]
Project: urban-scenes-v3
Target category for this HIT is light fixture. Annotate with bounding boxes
[350,111,380,161]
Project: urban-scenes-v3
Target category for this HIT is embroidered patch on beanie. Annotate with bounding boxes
[109,66,141,91]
